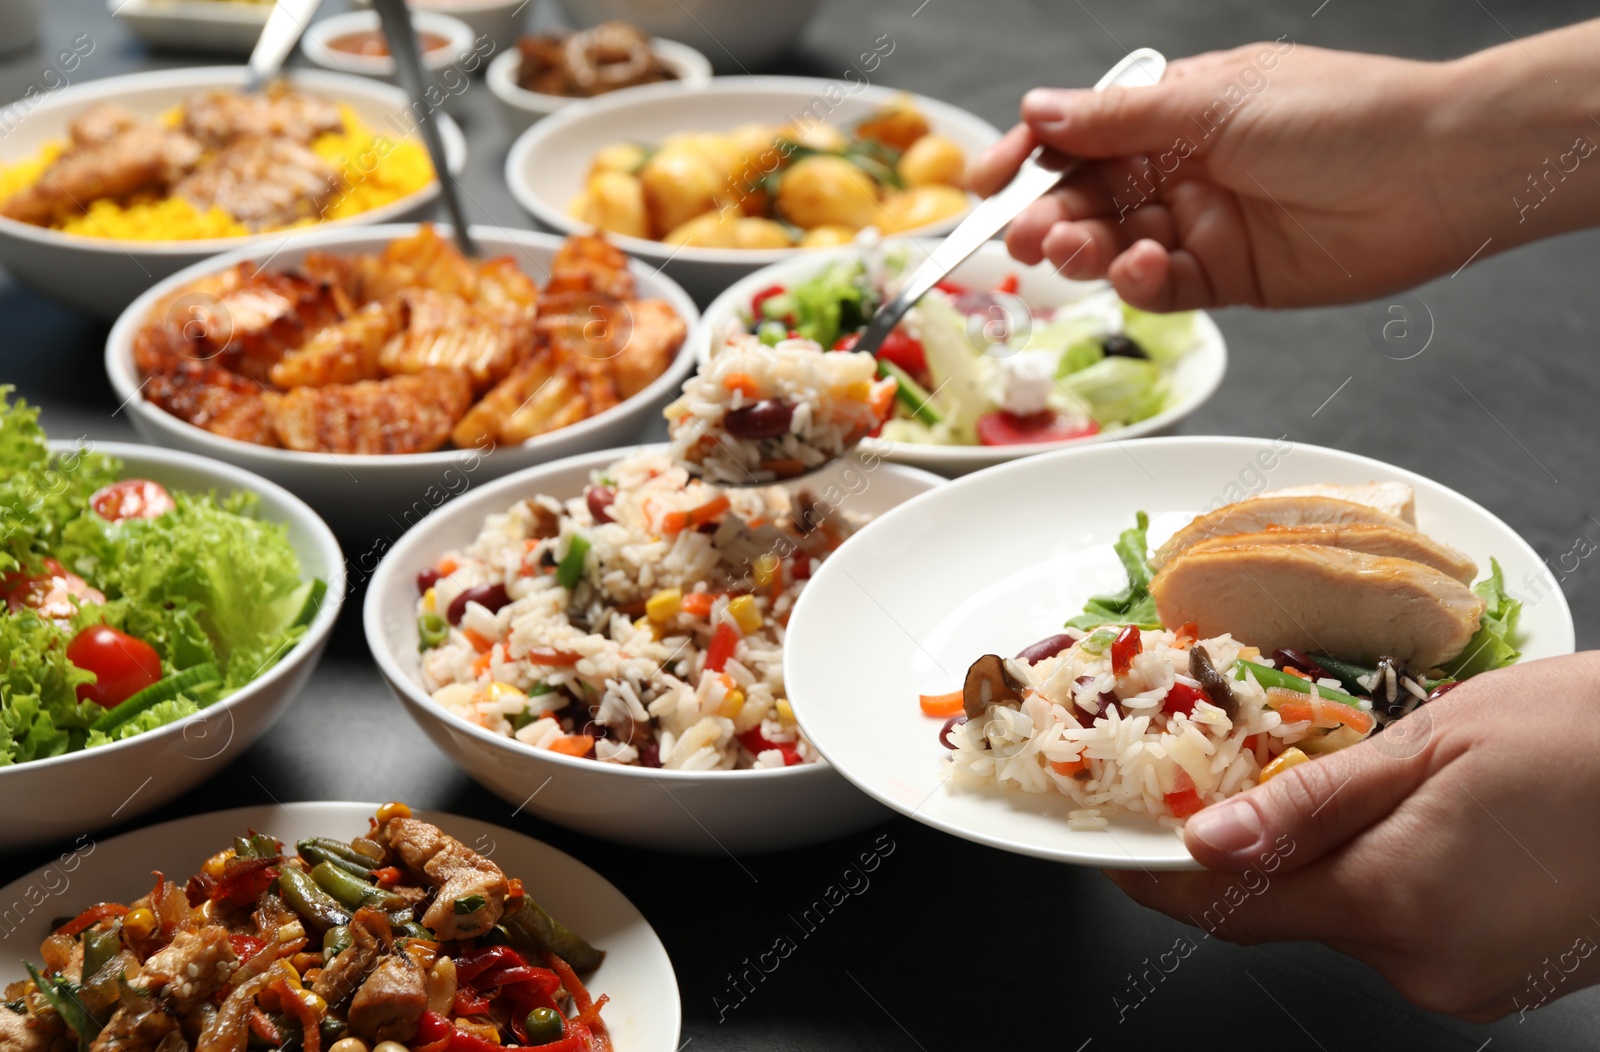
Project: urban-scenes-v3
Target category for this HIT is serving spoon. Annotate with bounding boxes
[245,0,323,92]
[372,0,478,258]
[693,47,1168,488]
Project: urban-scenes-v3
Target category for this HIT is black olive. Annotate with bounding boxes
[1101,334,1149,360]
[1188,645,1237,719]
[963,654,1027,719]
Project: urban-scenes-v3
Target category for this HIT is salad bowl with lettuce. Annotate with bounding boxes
[692,238,1227,475]
[0,389,343,848]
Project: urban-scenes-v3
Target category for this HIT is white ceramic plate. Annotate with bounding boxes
[693,238,1228,477]
[0,442,343,850]
[366,444,945,853]
[111,0,271,55]
[485,37,712,137]
[504,76,1002,304]
[784,437,1577,869]
[0,67,467,320]
[0,803,680,1050]
[104,224,699,540]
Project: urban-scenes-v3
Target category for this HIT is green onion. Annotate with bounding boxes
[417,612,448,650]
[454,894,486,915]
[89,662,220,734]
[877,359,943,425]
[1079,628,1116,655]
[25,964,100,1052]
[556,535,590,590]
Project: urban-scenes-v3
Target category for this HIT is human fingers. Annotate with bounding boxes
[968,122,1039,198]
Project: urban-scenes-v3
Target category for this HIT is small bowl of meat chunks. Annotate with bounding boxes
[105,223,698,539]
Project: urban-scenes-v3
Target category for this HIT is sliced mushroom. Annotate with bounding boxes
[963,654,1027,719]
[1188,644,1237,719]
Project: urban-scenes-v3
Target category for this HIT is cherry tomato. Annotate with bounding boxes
[67,625,163,707]
[1110,624,1142,677]
[3,559,106,620]
[877,330,927,374]
[993,273,1020,295]
[750,284,787,320]
[1162,682,1209,717]
[91,479,175,523]
[975,411,1101,447]
[934,280,969,296]
[831,332,861,352]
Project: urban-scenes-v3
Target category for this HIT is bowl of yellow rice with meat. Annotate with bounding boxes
[0,66,465,319]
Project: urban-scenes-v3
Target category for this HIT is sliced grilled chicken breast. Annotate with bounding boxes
[1264,481,1416,524]
[1151,494,1414,569]
[1150,543,1485,668]
[1183,524,1477,584]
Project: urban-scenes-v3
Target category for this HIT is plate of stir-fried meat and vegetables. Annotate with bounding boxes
[0,69,465,318]
[0,803,680,1052]
[783,436,1574,868]
[105,225,696,536]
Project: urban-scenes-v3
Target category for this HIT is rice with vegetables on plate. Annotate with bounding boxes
[664,332,894,484]
[417,450,864,769]
[925,483,1525,829]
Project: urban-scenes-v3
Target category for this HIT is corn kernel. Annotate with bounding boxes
[776,698,795,723]
[646,588,683,623]
[845,380,871,401]
[720,688,746,719]
[633,615,660,640]
[727,595,761,633]
[423,587,436,612]
[271,959,303,988]
[295,989,328,1016]
[752,554,779,588]
[484,682,525,703]
[202,847,236,878]
[1259,746,1309,783]
[376,802,412,824]
[123,907,157,941]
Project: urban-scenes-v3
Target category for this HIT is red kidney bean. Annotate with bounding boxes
[724,399,793,439]
[447,582,510,625]
[1015,633,1075,665]
[1426,679,1460,703]
[586,485,616,524]
[636,741,662,768]
[1072,675,1121,719]
[1271,648,1330,681]
[938,714,968,749]
[416,568,441,595]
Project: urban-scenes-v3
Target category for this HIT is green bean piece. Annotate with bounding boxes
[300,836,378,867]
[501,899,605,975]
[1234,659,1362,708]
[556,535,590,590]
[399,921,432,941]
[877,359,944,425]
[309,861,410,913]
[523,1008,564,1046]
[25,964,101,1052]
[321,925,352,962]
[276,866,351,931]
[233,833,279,859]
[297,841,375,879]
[418,612,449,651]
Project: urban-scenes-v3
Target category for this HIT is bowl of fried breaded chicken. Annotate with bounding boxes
[105,223,698,539]
[0,67,466,319]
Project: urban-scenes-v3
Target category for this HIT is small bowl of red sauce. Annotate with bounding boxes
[303,10,480,100]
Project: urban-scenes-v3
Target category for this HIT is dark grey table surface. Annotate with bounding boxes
[3,0,1599,1048]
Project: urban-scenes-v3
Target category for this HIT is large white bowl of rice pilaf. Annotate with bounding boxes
[365,443,944,853]
[0,66,466,319]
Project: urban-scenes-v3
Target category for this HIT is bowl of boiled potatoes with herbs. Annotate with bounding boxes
[504,76,1002,300]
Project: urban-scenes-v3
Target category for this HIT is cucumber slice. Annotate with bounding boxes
[90,662,221,734]
[291,578,328,629]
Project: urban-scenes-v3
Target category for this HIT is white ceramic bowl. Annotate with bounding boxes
[105,223,700,540]
[486,36,712,137]
[504,76,1003,304]
[364,444,946,853]
[695,238,1229,476]
[0,67,467,321]
[302,9,478,99]
[111,0,269,55]
[785,436,1577,869]
[350,0,529,54]
[555,0,822,72]
[0,803,681,1051]
[0,443,344,851]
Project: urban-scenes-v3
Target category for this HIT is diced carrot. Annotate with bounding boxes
[660,510,689,533]
[1173,621,1199,650]
[1050,757,1086,778]
[462,628,494,653]
[1273,698,1375,735]
[471,648,495,676]
[438,557,459,576]
[1284,667,1311,680]
[688,494,730,526]
[869,378,896,420]
[526,648,582,666]
[918,690,964,716]
[681,592,715,618]
[547,734,594,757]
[761,459,806,478]
[722,372,761,398]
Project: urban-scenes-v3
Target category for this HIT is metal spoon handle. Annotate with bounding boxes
[245,0,322,92]
[854,47,1168,358]
[371,0,477,258]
